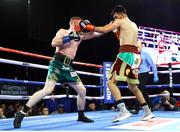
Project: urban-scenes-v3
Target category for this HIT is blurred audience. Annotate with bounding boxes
[45,92,59,113]
[27,105,41,116]
[6,104,15,118]
[1,92,179,120]
[0,107,6,119]
[51,104,64,114]
[110,106,117,111]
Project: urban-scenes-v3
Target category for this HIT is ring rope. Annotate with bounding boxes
[0,93,179,100]
[157,62,180,66]
[1,78,180,89]
[0,78,103,88]
[118,84,180,89]
[1,58,179,77]
[0,95,104,100]
[149,70,180,74]
[0,47,103,68]
[0,58,103,77]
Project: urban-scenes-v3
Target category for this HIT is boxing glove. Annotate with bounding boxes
[79,20,95,32]
[63,31,80,44]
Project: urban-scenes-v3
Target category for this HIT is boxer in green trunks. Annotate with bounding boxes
[47,53,81,83]
[14,16,102,128]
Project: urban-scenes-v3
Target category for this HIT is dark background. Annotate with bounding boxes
[0,0,180,94]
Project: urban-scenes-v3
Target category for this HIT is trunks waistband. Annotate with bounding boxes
[54,53,73,66]
[119,45,138,54]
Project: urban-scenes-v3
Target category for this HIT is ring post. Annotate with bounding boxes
[103,62,114,104]
[168,63,173,96]
[99,67,104,108]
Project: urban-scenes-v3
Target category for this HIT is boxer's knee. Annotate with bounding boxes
[128,83,138,92]
[107,77,117,88]
[42,85,54,95]
[78,87,86,97]
[107,80,113,88]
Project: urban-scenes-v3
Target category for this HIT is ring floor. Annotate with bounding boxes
[0,110,180,132]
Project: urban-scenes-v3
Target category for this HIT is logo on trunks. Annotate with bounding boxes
[54,68,60,74]
[132,69,138,78]
[70,72,77,77]
[50,73,58,81]
[62,66,70,70]
[135,58,139,65]
[126,69,130,76]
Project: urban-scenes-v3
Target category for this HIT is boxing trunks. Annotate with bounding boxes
[108,45,141,84]
[47,53,81,83]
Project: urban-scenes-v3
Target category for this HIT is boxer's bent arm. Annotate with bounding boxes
[51,29,65,47]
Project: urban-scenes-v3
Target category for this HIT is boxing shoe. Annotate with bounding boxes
[141,113,155,121]
[77,115,94,123]
[13,111,25,128]
[112,112,131,123]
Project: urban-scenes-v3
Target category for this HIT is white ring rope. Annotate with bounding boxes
[1,58,180,77]
[0,94,104,100]
[0,58,103,77]
[121,93,180,99]
[0,93,179,100]
[0,78,103,88]
[149,70,180,74]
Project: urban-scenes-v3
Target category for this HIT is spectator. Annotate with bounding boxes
[14,102,22,113]
[88,102,96,111]
[156,32,166,64]
[0,108,6,119]
[27,105,41,116]
[41,107,49,115]
[6,104,15,118]
[0,104,7,117]
[111,106,117,111]
[51,104,64,114]
[153,90,179,111]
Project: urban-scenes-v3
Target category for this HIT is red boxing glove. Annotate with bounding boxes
[79,20,95,32]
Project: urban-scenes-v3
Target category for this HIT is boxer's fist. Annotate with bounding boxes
[69,31,80,41]
[63,31,80,44]
[79,20,95,32]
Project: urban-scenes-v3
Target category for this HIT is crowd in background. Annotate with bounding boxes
[0,90,179,119]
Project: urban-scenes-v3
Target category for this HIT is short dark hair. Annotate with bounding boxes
[111,5,127,16]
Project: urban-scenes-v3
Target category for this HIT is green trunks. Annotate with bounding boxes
[47,53,81,84]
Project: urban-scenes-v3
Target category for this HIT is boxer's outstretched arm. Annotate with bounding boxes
[94,20,120,33]
[81,32,102,40]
